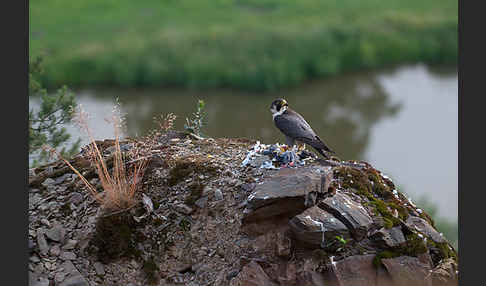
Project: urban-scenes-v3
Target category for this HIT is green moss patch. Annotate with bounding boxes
[427,240,458,265]
[333,165,411,228]
[373,232,428,267]
[373,250,401,267]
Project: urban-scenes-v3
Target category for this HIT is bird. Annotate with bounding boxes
[270,98,335,159]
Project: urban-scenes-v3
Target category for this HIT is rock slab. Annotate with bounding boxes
[289,205,349,248]
[319,192,373,240]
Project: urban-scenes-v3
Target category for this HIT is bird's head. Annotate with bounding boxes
[270,98,289,115]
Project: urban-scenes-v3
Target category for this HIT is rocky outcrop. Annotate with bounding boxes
[318,192,373,241]
[28,135,458,285]
[239,157,458,286]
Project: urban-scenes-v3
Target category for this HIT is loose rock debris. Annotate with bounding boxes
[28,132,458,286]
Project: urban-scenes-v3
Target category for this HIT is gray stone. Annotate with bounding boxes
[331,254,380,286]
[246,167,323,210]
[214,189,224,201]
[30,255,41,263]
[59,261,77,275]
[202,185,212,196]
[40,219,50,227]
[93,262,105,276]
[60,251,77,260]
[41,178,56,187]
[44,261,55,271]
[45,224,66,243]
[55,173,73,184]
[29,238,35,252]
[240,183,256,193]
[229,261,278,286]
[194,196,208,208]
[289,205,349,247]
[31,276,50,286]
[371,227,406,248]
[405,216,447,243]
[47,201,59,210]
[38,204,50,211]
[54,272,66,284]
[36,229,49,256]
[30,193,43,208]
[226,269,239,280]
[62,239,78,251]
[243,167,328,223]
[296,271,326,286]
[56,186,68,193]
[69,193,83,205]
[319,191,373,240]
[33,263,45,275]
[381,256,432,286]
[175,203,194,215]
[49,244,61,257]
[59,275,89,286]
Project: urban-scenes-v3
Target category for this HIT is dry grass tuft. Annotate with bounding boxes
[46,103,149,211]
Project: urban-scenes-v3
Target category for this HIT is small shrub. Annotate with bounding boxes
[184,99,206,137]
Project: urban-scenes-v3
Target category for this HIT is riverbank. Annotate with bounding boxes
[30,0,457,91]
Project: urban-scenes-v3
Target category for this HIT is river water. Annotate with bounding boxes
[29,64,458,221]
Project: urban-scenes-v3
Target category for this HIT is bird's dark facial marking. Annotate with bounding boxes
[270,98,288,112]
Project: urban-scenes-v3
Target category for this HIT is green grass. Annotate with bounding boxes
[30,0,457,91]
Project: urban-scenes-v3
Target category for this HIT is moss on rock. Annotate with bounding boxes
[332,165,414,230]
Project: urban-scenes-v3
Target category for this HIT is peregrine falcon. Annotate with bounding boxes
[270,98,335,159]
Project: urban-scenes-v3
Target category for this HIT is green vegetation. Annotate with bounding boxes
[30,0,457,91]
[332,165,412,229]
[332,165,457,252]
[184,99,206,137]
[335,235,347,245]
[29,56,80,166]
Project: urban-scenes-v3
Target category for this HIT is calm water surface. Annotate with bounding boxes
[29,64,457,220]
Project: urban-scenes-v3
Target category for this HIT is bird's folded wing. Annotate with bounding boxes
[274,113,317,142]
[275,113,334,153]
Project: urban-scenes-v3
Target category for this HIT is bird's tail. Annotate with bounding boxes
[315,147,331,159]
[315,136,335,154]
